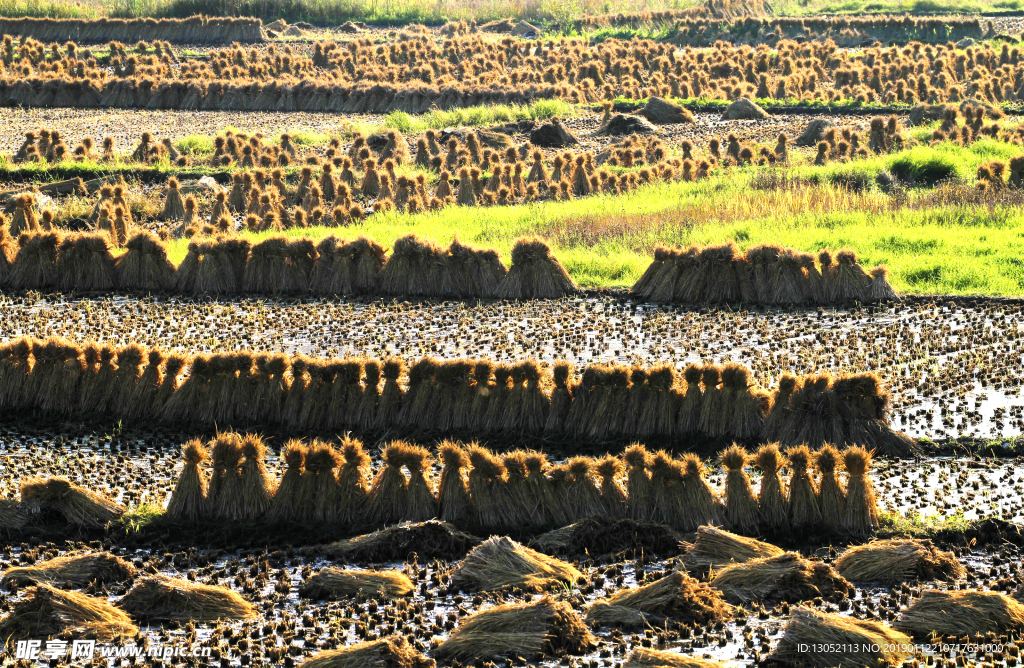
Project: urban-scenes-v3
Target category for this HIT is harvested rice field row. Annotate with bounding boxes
[0,294,1021,440]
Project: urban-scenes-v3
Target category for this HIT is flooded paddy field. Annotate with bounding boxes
[2,423,1023,668]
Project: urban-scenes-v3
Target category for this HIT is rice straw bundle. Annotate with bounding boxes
[868,265,900,302]
[814,445,845,531]
[467,443,507,530]
[374,357,405,430]
[296,440,341,524]
[208,432,245,521]
[300,567,413,599]
[711,552,852,604]
[644,363,677,437]
[298,637,432,668]
[239,433,274,521]
[501,451,534,529]
[721,444,758,535]
[697,365,723,436]
[648,451,681,526]
[437,441,472,526]
[623,444,653,521]
[366,442,409,525]
[20,477,125,527]
[564,456,607,522]
[117,575,257,622]
[404,444,438,522]
[336,436,370,526]
[495,237,578,300]
[677,364,703,435]
[0,584,137,643]
[450,536,583,592]
[763,374,799,443]
[786,445,821,528]
[623,648,729,668]
[524,452,555,528]
[754,444,789,531]
[165,438,209,521]
[596,455,627,518]
[266,440,305,522]
[586,570,732,628]
[896,590,1024,637]
[675,454,724,531]
[2,552,137,588]
[834,249,872,301]
[842,446,878,536]
[836,539,965,583]
[770,606,911,668]
[434,596,594,662]
[679,526,784,573]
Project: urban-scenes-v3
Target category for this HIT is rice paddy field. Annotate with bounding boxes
[7,2,1024,668]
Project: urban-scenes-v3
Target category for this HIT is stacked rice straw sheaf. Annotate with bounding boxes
[3,438,886,539]
[0,337,915,454]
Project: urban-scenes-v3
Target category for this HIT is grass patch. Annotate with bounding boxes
[877,509,973,539]
[118,503,164,533]
[383,100,575,134]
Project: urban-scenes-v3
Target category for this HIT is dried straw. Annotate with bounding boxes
[711,552,852,604]
[117,574,257,622]
[679,526,784,574]
[2,551,137,588]
[814,444,846,531]
[842,445,878,536]
[786,445,821,528]
[165,438,209,521]
[299,567,413,599]
[450,536,582,592]
[836,539,965,583]
[896,590,1024,637]
[20,476,125,527]
[753,444,789,531]
[770,606,911,668]
[721,444,758,535]
[586,569,732,628]
[0,584,137,643]
[298,637,433,668]
[434,596,594,662]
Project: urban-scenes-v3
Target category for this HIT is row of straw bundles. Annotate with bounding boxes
[631,244,899,305]
[0,16,263,44]
[2,231,576,300]
[0,337,915,454]
[0,77,561,114]
[156,437,882,537]
[1,227,900,305]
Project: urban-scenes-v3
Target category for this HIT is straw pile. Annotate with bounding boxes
[586,569,732,627]
[0,584,137,642]
[843,446,878,536]
[20,476,125,527]
[323,520,480,562]
[165,438,208,521]
[0,498,28,529]
[116,574,257,622]
[2,551,137,587]
[711,553,852,604]
[754,444,789,530]
[0,16,264,44]
[298,637,434,668]
[495,238,578,300]
[624,648,730,668]
[299,567,413,599]
[679,525,783,573]
[836,539,965,583]
[896,590,1024,637]
[434,596,595,662]
[449,536,583,592]
[771,607,911,667]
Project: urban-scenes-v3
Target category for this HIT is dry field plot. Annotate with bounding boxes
[5,5,1024,668]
